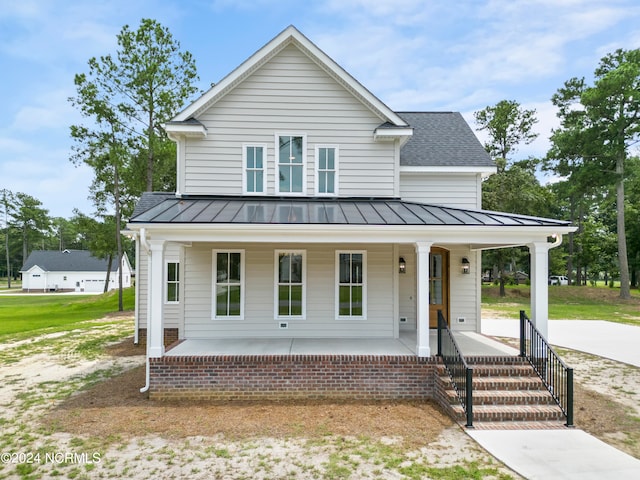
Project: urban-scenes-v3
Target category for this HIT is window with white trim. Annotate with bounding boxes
[316,145,338,195]
[336,251,366,319]
[243,144,266,194]
[166,262,180,303]
[276,134,306,194]
[275,250,306,318]
[213,250,244,319]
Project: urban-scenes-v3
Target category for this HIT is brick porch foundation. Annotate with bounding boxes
[149,354,441,401]
[137,328,179,347]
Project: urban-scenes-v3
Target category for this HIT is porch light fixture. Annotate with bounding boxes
[461,257,470,274]
[399,257,406,274]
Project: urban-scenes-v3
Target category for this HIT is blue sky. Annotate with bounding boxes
[1,0,639,218]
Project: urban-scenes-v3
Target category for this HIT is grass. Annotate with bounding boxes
[482,284,640,325]
[0,288,134,340]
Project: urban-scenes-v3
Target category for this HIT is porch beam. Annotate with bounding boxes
[415,241,433,357]
[148,239,166,358]
[528,241,552,338]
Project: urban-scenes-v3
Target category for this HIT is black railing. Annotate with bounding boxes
[437,310,473,427]
[519,310,574,427]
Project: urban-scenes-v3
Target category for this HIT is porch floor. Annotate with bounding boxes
[165,330,518,357]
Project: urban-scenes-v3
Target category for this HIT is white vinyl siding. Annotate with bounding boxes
[138,245,182,330]
[181,45,396,197]
[182,243,394,339]
[243,144,266,194]
[399,172,481,209]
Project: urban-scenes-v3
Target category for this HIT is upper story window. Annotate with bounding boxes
[316,145,338,195]
[243,145,266,194]
[277,134,306,194]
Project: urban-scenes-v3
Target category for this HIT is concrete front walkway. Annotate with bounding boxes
[469,429,640,480]
[475,318,640,479]
[482,319,640,367]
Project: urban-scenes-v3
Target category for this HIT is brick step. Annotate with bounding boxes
[450,404,565,423]
[439,374,547,391]
[472,375,546,391]
[470,364,539,377]
[444,388,556,406]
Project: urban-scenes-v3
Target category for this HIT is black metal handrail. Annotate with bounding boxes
[437,310,473,427]
[519,310,574,427]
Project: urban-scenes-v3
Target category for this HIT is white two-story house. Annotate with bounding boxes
[126,26,573,402]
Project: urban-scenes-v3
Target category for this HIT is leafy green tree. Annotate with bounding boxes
[11,193,51,265]
[475,101,544,296]
[547,49,640,298]
[70,19,196,309]
[92,18,199,193]
[474,100,538,164]
[1,189,16,287]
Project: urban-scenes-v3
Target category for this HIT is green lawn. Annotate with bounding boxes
[0,288,134,339]
[482,284,640,325]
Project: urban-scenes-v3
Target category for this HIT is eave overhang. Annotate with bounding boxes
[373,126,414,144]
[400,165,497,176]
[164,120,207,139]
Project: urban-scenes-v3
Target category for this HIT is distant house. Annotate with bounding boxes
[19,249,132,293]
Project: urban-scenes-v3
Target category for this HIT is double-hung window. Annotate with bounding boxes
[316,145,338,195]
[275,250,306,318]
[166,262,180,303]
[213,250,244,319]
[336,251,366,319]
[277,134,306,194]
[243,144,266,194]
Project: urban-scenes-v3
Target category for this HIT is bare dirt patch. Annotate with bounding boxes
[30,336,521,479]
[46,362,452,446]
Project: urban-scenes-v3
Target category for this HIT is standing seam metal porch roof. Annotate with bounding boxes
[129,193,571,228]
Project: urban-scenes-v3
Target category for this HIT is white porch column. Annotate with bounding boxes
[529,241,552,338]
[148,239,166,358]
[415,241,433,357]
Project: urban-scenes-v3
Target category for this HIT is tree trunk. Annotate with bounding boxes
[146,108,154,192]
[104,253,112,294]
[616,152,631,299]
[115,162,124,312]
[4,196,10,289]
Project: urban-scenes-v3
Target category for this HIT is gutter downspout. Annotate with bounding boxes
[139,228,152,394]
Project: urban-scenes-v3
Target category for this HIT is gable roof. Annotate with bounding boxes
[20,250,119,273]
[398,112,494,169]
[170,25,408,128]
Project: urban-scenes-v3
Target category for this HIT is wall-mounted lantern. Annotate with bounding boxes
[461,257,470,274]
[399,257,407,274]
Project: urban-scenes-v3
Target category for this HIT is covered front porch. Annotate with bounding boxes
[164,330,518,357]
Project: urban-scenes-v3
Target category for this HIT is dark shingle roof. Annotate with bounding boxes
[398,112,494,168]
[20,250,115,273]
[129,193,570,228]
